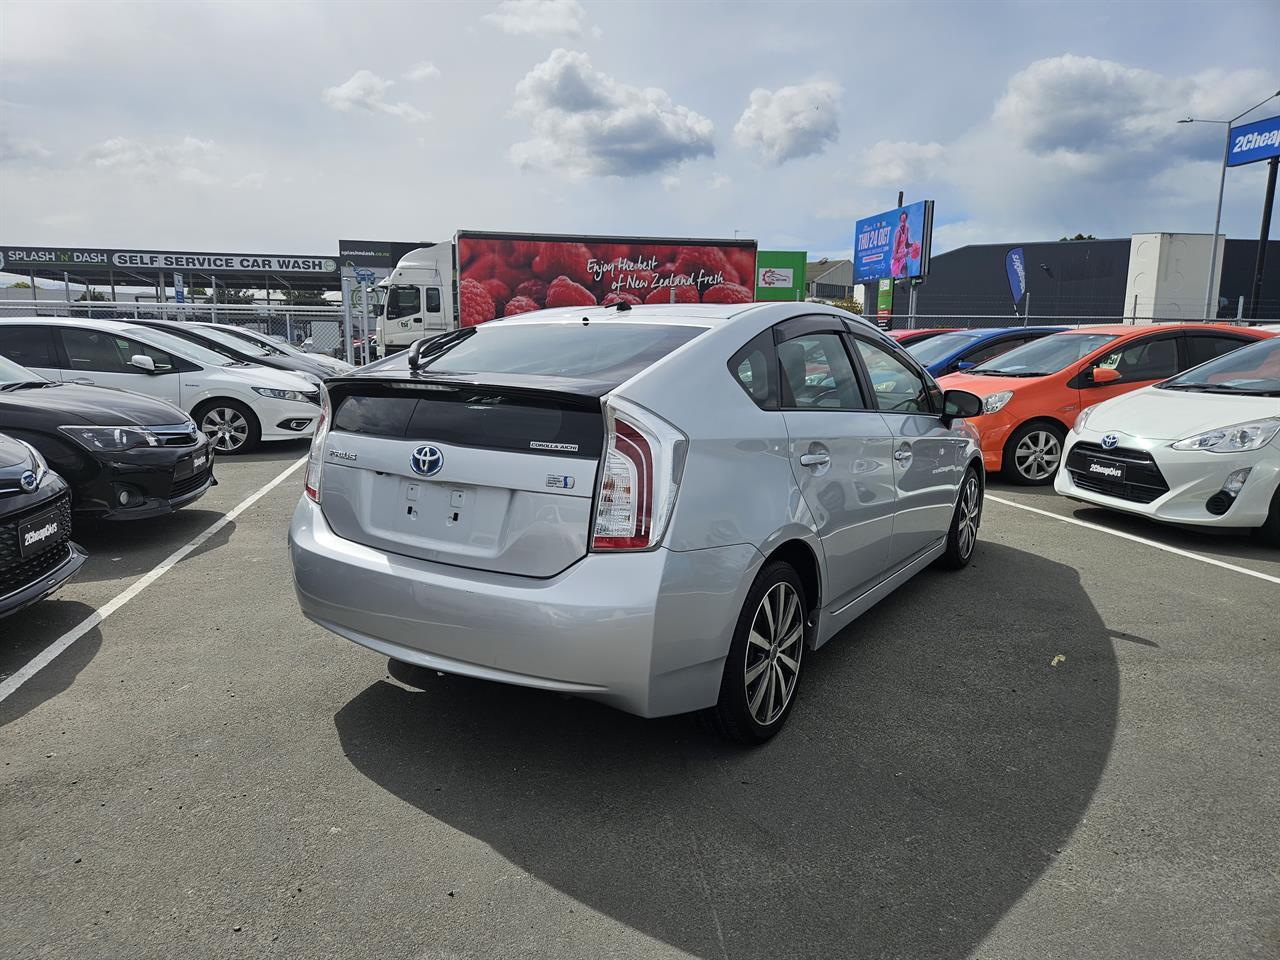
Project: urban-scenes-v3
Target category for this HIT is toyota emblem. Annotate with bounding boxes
[19,470,38,493]
[1101,433,1119,450]
[411,444,444,477]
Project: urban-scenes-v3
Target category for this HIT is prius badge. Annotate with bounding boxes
[411,444,444,477]
[1101,433,1119,450]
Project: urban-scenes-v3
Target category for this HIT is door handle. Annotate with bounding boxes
[69,378,95,386]
[893,448,912,462]
[800,453,830,467]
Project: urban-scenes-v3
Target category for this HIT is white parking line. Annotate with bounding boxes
[0,456,307,704]
[987,494,1280,587]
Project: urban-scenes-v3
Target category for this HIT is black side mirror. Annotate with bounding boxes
[942,389,982,424]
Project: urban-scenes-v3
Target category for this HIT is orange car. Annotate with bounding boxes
[938,323,1275,484]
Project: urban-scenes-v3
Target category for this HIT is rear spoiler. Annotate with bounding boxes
[323,372,613,411]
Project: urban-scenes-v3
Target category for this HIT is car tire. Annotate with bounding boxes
[703,560,807,745]
[1002,420,1066,485]
[195,399,261,455]
[937,467,983,569]
[1257,485,1280,547]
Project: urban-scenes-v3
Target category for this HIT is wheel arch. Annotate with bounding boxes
[761,538,822,645]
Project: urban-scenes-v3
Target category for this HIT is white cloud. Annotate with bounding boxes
[509,49,714,178]
[484,0,594,37]
[858,140,945,188]
[661,174,680,192]
[322,70,426,122]
[708,172,730,189]
[233,171,267,190]
[83,135,218,186]
[0,134,52,164]
[734,80,842,165]
[404,61,440,81]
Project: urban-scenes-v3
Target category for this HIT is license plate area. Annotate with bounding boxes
[174,450,209,480]
[17,509,62,559]
[1081,455,1126,484]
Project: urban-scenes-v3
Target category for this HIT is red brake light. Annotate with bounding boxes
[590,399,685,552]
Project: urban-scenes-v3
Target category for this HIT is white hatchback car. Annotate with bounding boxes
[1056,335,1280,543]
[0,317,321,454]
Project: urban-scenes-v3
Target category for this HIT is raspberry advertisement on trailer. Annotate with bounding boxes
[455,231,758,326]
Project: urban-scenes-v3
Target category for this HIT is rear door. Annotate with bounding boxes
[1077,330,1181,406]
[774,317,896,610]
[0,324,60,381]
[848,333,966,570]
[53,327,183,406]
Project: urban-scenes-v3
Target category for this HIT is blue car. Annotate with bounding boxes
[904,326,1067,377]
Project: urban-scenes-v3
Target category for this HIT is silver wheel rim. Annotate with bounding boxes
[745,582,803,726]
[1014,430,1061,480]
[957,475,980,558]
[201,407,250,452]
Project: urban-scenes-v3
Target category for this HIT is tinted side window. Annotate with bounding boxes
[1096,336,1178,383]
[425,287,442,313]
[0,325,56,367]
[777,333,865,409]
[1185,335,1248,368]
[387,286,421,321]
[728,330,776,408]
[61,329,174,374]
[851,339,933,413]
[963,337,1024,368]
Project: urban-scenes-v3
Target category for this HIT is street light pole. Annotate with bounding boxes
[1180,90,1280,320]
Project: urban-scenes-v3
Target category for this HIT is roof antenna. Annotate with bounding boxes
[611,300,631,312]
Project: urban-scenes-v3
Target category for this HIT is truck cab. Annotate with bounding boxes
[376,244,455,356]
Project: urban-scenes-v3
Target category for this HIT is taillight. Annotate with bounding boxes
[303,388,331,503]
[591,397,686,552]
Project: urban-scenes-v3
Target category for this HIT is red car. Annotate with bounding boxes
[887,327,960,348]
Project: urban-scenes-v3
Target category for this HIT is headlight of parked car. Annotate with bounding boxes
[58,425,160,451]
[1074,405,1097,432]
[252,386,316,403]
[1170,417,1280,453]
[982,391,1014,415]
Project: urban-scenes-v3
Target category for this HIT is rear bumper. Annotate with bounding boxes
[288,497,762,717]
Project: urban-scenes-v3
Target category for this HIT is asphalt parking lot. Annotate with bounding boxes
[2,444,1277,960]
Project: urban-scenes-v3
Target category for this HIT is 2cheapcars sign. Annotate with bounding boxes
[1227,114,1280,167]
[454,231,757,326]
[852,200,935,284]
[2,246,337,275]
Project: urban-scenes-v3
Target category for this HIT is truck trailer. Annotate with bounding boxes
[376,230,757,355]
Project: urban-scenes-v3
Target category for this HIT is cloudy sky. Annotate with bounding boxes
[2,0,1278,262]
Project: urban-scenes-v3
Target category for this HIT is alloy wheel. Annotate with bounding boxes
[744,582,803,726]
[201,407,250,453]
[957,474,981,558]
[1014,430,1061,481]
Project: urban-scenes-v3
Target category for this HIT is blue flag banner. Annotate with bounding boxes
[1005,247,1026,306]
[1227,114,1280,167]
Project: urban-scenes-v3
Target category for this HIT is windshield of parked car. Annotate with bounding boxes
[971,333,1118,377]
[194,325,274,357]
[414,321,706,384]
[0,354,50,387]
[218,327,290,356]
[121,327,239,367]
[905,331,984,366]
[1158,337,1280,395]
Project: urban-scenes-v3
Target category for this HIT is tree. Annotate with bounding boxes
[278,288,329,306]
[1059,233,1096,241]
[6,280,32,288]
[206,287,255,305]
[807,296,865,314]
[76,288,108,302]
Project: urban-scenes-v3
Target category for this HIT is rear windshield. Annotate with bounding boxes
[416,321,705,384]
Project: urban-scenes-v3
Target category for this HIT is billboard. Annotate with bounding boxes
[454,231,757,326]
[1226,114,1280,167]
[853,200,934,283]
[754,250,807,301]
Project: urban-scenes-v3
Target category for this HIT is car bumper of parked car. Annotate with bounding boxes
[257,396,320,443]
[71,443,217,520]
[970,410,1019,473]
[1055,430,1280,529]
[288,497,763,718]
[0,540,88,620]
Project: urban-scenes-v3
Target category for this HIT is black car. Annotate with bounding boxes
[1,431,86,619]
[128,319,333,380]
[0,354,215,520]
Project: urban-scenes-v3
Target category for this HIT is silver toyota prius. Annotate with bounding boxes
[289,303,986,742]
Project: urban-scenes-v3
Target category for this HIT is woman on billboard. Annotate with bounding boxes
[890,210,923,278]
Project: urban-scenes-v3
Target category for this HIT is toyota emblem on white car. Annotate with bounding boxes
[411,444,444,477]
[1101,434,1119,449]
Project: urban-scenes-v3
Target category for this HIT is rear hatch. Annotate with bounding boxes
[320,375,606,577]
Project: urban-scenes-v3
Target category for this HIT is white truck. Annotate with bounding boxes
[375,230,758,356]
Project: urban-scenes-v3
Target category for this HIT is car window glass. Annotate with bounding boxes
[425,287,442,313]
[729,330,775,408]
[777,333,864,409]
[0,325,56,368]
[1095,336,1177,382]
[1185,335,1248,368]
[387,286,421,321]
[964,337,1024,367]
[904,331,982,366]
[851,339,932,413]
[62,329,173,374]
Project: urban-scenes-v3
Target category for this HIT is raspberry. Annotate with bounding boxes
[478,279,510,314]
[674,246,740,287]
[459,278,496,326]
[644,283,700,305]
[727,248,757,289]
[503,295,541,317]
[601,292,642,306]
[590,242,632,265]
[462,253,523,291]
[532,243,593,285]
[497,239,540,266]
[701,282,753,304]
[545,275,597,308]
[609,269,656,298]
[514,278,548,305]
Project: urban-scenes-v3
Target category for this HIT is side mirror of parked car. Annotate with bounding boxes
[955,360,976,371]
[942,388,983,424]
[1090,366,1121,385]
[129,354,157,373]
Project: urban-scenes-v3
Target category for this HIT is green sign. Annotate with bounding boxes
[876,278,893,322]
[754,250,806,301]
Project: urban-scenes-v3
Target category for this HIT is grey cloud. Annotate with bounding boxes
[0,133,52,164]
[734,80,841,165]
